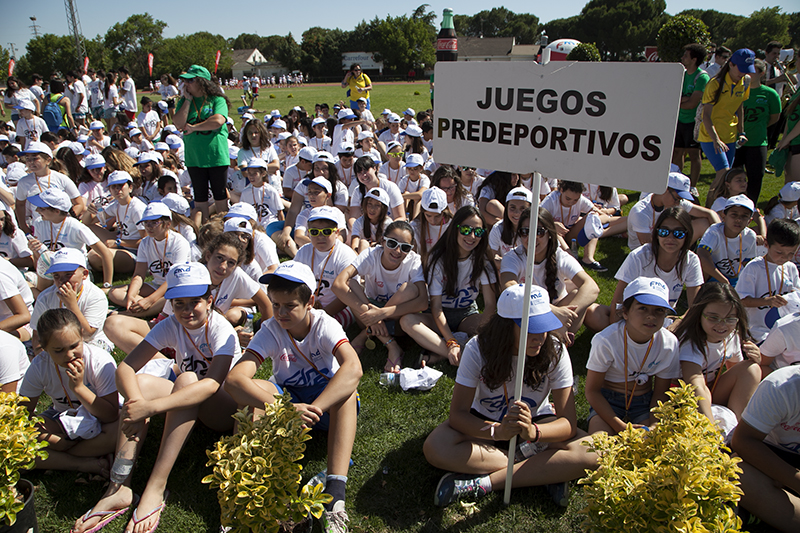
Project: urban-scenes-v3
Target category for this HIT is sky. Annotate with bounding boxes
[0,0,783,59]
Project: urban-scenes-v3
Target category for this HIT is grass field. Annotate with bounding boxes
[27,82,787,533]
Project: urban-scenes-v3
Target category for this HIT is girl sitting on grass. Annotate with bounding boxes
[411,187,452,268]
[351,187,391,254]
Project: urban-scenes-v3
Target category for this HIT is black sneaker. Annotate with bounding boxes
[434,473,489,507]
[582,260,608,273]
[545,481,570,507]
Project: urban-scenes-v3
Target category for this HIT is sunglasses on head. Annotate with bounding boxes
[457,225,486,238]
[384,237,413,253]
[656,227,686,239]
[308,227,336,237]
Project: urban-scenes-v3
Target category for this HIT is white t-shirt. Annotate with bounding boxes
[137,230,192,283]
[379,162,407,184]
[253,231,279,274]
[0,226,32,261]
[0,257,34,323]
[679,332,743,381]
[87,79,103,107]
[584,184,621,210]
[86,135,111,155]
[0,330,30,391]
[627,195,695,250]
[145,311,241,377]
[68,80,88,113]
[211,266,262,314]
[736,257,800,342]
[295,242,358,308]
[540,191,595,228]
[760,312,800,368]
[351,216,391,242]
[31,279,111,347]
[102,85,119,111]
[15,116,49,149]
[411,218,449,254]
[397,174,430,194]
[501,246,582,301]
[120,78,137,112]
[19,344,117,413]
[765,203,799,225]
[308,136,331,152]
[246,308,348,388]
[227,168,248,195]
[241,184,283,227]
[331,125,354,155]
[282,164,309,194]
[15,171,80,222]
[429,257,496,309]
[335,162,356,188]
[379,128,403,145]
[158,84,178,101]
[462,176,485,198]
[587,321,681,383]
[697,223,758,283]
[615,244,703,308]
[238,146,278,168]
[456,336,573,421]
[32,217,99,254]
[488,220,520,259]
[741,366,800,453]
[137,110,161,138]
[79,181,110,209]
[349,178,404,210]
[294,179,348,210]
[351,246,425,303]
[105,197,147,240]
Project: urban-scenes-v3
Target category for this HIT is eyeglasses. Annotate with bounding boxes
[656,228,686,239]
[519,227,547,237]
[702,313,739,325]
[461,166,476,171]
[457,225,486,238]
[387,152,403,157]
[384,237,413,253]
[308,227,336,237]
[143,219,165,227]
[440,184,456,192]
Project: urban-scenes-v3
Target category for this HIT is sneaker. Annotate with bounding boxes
[434,473,489,507]
[690,186,699,198]
[321,500,349,533]
[581,260,608,273]
[545,481,570,507]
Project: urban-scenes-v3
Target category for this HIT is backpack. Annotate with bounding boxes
[43,95,65,132]
[693,74,751,142]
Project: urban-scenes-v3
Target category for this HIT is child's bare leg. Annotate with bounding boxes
[105,314,153,355]
[326,391,358,477]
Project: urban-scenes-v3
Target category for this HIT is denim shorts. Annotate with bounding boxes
[367,298,396,336]
[588,387,653,424]
[273,380,360,432]
[442,302,479,331]
[700,142,737,171]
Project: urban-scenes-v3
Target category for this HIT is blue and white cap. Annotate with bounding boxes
[83,153,106,169]
[224,218,252,235]
[623,276,675,312]
[245,158,268,169]
[497,284,562,334]
[298,146,317,162]
[89,120,104,130]
[259,260,317,291]
[308,205,346,230]
[129,128,142,138]
[405,153,425,168]
[154,142,170,152]
[302,176,332,193]
[271,119,287,130]
[724,194,755,213]
[225,202,258,221]
[46,247,87,274]
[165,262,212,299]
[107,170,133,186]
[404,125,422,138]
[161,193,190,217]
[20,141,53,158]
[138,201,172,223]
[135,152,159,166]
[29,188,71,212]
[667,172,693,200]
[312,117,326,127]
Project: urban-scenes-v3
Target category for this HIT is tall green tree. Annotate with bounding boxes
[104,13,167,85]
[230,33,261,51]
[789,12,800,48]
[677,9,744,47]
[300,27,348,78]
[275,34,301,72]
[451,8,539,44]
[158,32,232,79]
[372,14,435,73]
[0,46,9,80]
[724,7,790,52]
[574,0,668,60]
[656,15,711,63]
[16,34,77,80]
[541,16,581,42]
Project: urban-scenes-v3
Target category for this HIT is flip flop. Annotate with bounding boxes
[73,494,140,533]
[384,352,403,373]
[129,491,168,533]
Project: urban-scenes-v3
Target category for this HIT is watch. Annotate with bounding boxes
[103,282,112,288]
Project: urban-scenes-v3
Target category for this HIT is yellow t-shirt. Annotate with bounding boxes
[347,73,371,101]
[698,72,750,144]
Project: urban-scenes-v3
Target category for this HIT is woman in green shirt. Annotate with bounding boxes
[173,65,230,222]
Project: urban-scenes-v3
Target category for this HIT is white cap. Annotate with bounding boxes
[405,125,422,138]
[622,276,674,312]
[161,193,191,217]
[259,260,317,292]
[20,141,53,158]
[242,112,255,121]
[224,217,252,235]
[124,146,141,159]
[165,262,212,299]
[270,109,282,118]
[311,117,326,127]
[225,202,258,221]
[228,146,240,160]
[302,176,332,193]
[107,170,134,186]
[381,108,392,115]
[357,131,374,141]
[13,100,35,111]
[89,120,104,130]
[154,142,170,152]
[313,151,335,164]
[152,151,164,164]
[138,201,172,223]
[157,100,168,111]
[388,113,402,124]
[163,124,179,134]
[226,116,234,126]
[386,141,402,152]
[68,142,89,156]
[292,106,302,111]
[421,187,447,213]
[308,206,346,229]
[76,135,89,143]
[506,187,533,204]
[245,157,268,170]
[135,152,159,166]
[277,131,292,141]
[0,134,8,142]
[365,187,390,207]
[357,97,367,103]
[166,135,183,148]
[405,153,425,168]
[296,136,307,146]
[30,188,71,212]
[779,181,800,203]
[337,108,354,120]
[84,153,106,169]
[497,284,562,334]
[667,172,693,200]
[298,146,317,162]
[404,107,415,116]
[338,142,355,154]
[724,194,755,212]
[129,129,142,138]
[271,119,287,130]
[4,162,27,185]
[126,121,138,130]
[46,247,87,273]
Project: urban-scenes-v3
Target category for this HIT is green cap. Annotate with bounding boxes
[179,65,211,80]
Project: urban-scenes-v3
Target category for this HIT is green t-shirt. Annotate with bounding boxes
[785,91,800,147]
[678,69,710,124]
[177,94,229,168]
[742,85,781,147]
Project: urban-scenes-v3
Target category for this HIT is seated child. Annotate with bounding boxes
[240,158,284,228]
[397,154,430,219]
[697,195,759,286]
[0,205,33,269]
[0,255,34,340]
[764,181,800,225]
[351,187,392,254]
[225,261,362,532]
[411,186,451,268]
[293,176,334,249]
[0,329,30,392]
[224,203,280,276]
[488,187,532,269]
[761,311,800,372]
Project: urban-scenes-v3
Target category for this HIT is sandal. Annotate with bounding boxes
[72,494,140,533]
[127,491,168,533]
[417,352,446,368]
[384,352,403,373]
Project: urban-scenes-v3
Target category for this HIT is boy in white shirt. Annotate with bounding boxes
[696,194,759,286]
[136,97,162,143]
[225,262,362,532]
[13,100,48,150]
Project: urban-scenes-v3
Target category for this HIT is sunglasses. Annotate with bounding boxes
[457,225,486,238]
[308,227,336,237]
[384,237,413,253]
[387,151,404,157]
[519,227,547,237]
[656,228,687,239]
[702,313,739,325]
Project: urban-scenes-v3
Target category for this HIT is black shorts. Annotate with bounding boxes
[674,121,700,149]
[167,99,175,109]
[790,144,800,156]
[766,443,800,469]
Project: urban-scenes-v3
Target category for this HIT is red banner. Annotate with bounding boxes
[83,56,89,72]
[644,46,659,62]
[148,53,154,76]
[214,50,221,74]
[8,58,14,76]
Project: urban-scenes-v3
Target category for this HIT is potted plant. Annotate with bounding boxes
[203,392,331,533]
[0,392,49,533]
[579,382,744,532]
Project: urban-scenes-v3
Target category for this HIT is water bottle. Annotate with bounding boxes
[379,372,398,387]
[242,313,254,334]
[110,438,137,484]
[514,440,549,462]
[570,239,578,258]
[26,234,45,254]
[306,468,327,490]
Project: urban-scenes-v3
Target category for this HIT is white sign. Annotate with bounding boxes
[433,61,685,192]
[342,52,383,71]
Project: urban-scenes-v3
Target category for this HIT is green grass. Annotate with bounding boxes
[27,82,787,532]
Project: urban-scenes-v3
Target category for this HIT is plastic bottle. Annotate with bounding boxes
[514,440,549,462]
[110,438,137,484]
[379,372,398,387]
[570,239,578,258]
[242,313,254,334]
[26,234,45,254]
[436,8,458,63]
[307,468,327,490]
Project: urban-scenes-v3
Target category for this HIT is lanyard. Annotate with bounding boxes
[49,219,67,251]
[34,171,52,195]
[54,362,76,409]
[559,198,573,227]
[706,337,729,395]
[389,164,400,183]
[311,242,336,299]
[342,165,352,186]
[181,317,213,366]
[191,96,208,123]
[59,284,84,308]
[287,332,329,381]
[155,231,169,269]
[724,233,744,277]
[623,325,655,413]
[119,199,132,235]
[765,259,784,296]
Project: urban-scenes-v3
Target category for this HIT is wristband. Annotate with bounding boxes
[446,338,459,349]
[532,422,541,443]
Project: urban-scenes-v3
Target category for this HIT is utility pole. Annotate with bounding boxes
[64,0,87,69]
[8,43,17,59]
[30,16,41,39]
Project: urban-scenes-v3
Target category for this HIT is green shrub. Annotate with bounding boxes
[567,43,601,62]
[657,15,711,63]
[414,91,420,95]
[269,94,276,99]
[579,382,743,532]
[287,94,293,98]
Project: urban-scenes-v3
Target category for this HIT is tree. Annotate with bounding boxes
[542,16,581,42]
[104,13,167,85]
[568,42,602,61]
[656,15,711,63]
[16,34,77,81]
[230,33,261,51]
[451,8,539,44]
[158,32,232,80]
[300,27,348,78]
[275,34,301,72]
[677,9,744,47]
[372,14,435,73]
[0,46,9,80]
[789,12,800,48]
[574,0,668,60]
[724,7,790,52]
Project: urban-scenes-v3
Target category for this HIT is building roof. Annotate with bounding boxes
[510,44,541,57]
[231,49,257,63]
[458,37,515,58]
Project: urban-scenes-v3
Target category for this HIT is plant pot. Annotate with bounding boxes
[0,479,38,533]
[277,515,313,533]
